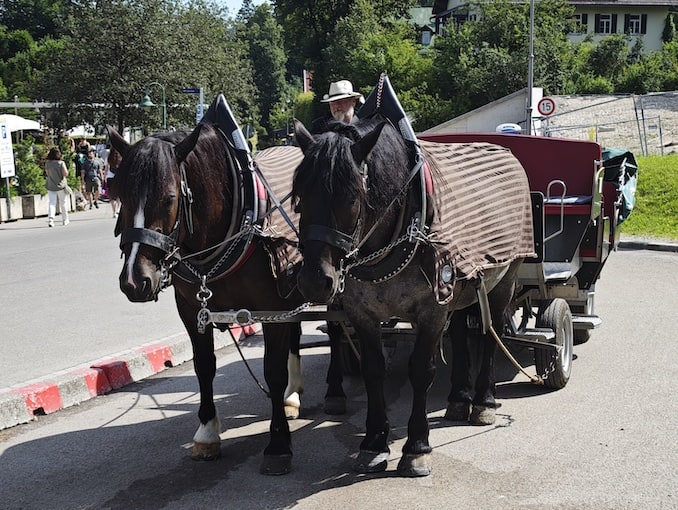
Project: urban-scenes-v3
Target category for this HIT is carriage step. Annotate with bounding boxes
[572,314,602,330]
[503,329,558,352]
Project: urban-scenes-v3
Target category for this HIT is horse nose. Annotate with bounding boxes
[297,264,337,304]
[119,271,155,302]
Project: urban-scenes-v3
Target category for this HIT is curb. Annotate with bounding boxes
[617,239,678,253]
[0,324,259,431]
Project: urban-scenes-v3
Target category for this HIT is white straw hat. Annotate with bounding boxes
[321,80,364,103]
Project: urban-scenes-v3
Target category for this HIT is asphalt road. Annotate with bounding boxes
[0,206,230,389]
[0,246,676,509]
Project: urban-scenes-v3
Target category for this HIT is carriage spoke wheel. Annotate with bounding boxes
[535,298,573,389]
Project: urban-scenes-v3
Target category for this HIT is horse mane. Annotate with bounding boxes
[115,123,231,213]
[293,115,411,212]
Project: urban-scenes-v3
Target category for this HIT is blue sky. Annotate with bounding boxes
[222,0,264,17]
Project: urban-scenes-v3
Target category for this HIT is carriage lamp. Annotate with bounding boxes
[139,82,167,131]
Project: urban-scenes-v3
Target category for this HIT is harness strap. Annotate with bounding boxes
[120,226,178,253]
[303,224,356,253]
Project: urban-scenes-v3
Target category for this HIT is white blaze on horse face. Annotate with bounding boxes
[125,198,147,287]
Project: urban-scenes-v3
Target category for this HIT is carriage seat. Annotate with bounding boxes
[543,194,593,216]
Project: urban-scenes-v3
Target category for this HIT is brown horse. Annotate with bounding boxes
[292,115,534,476]
[107,97,345,475]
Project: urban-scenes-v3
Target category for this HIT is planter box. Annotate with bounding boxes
[21,194,50,219]
[0,196,24,222]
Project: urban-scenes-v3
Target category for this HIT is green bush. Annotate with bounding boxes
[13,137,47,196]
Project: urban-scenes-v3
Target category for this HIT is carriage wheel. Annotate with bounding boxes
[535,298,573,389]
[572,291,595,345]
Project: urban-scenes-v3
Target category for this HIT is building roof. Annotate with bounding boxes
[568,1,678,6]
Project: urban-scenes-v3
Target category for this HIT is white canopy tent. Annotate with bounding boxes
[66,123,95,137]
[0,113,41,132]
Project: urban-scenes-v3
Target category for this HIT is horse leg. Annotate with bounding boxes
[397,321,444,477]
[260,322,294,475]
[468,330,498,425]
[189,325,221,460]
[470,261,521,425]
[352,321,390,473]
[324,319,347,415]
[445,308,475,422]
[284,324,303,419]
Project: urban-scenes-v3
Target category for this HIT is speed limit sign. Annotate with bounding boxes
[537,97,556,116]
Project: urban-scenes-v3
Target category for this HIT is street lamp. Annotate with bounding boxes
[139,82,166,131]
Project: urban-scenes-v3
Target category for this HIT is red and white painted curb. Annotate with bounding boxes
[0,324,258,431]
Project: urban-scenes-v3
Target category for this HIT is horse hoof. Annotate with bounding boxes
[470,405,496,425]
[444,401,470,422]
[324,396,347,415]
[284,404,300,420]
[284,392,301,420]
[260,454,292,476]
[191,441,221,461]
[397,453,432,477]
[353,450,389,473]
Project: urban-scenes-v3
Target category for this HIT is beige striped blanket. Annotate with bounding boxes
[419,140,535,303]
[253,141,535,304]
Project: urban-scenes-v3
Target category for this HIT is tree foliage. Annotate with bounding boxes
[32,0,256,132]
[238,2,286,136]
[2,0,678,137]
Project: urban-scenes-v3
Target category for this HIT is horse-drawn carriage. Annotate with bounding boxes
[109,75,636,477]
[417,131,636,389]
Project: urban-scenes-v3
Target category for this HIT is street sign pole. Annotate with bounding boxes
[182,87,204,125]
[0,123,16,219]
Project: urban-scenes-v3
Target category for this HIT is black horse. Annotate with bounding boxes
[292,116,534,477]
[108,109,345,475]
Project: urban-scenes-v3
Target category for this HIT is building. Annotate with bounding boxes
[410,1,678,52]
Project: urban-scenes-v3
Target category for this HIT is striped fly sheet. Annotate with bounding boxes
[252,145,304,297]
[419,140,535,304]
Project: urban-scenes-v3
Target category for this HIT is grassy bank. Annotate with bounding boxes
[619,153,678,241]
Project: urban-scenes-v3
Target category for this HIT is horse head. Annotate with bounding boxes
[108,124,204,302]
[292,118,396,303]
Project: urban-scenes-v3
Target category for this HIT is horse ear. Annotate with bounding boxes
[294,119,314,153]
[107,125,130,158]
[175,124,204,163]
[351,121,387,164]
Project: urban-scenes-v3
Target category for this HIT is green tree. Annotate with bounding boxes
[274,0,416,87]
[32,0,256,132]
[0,0,67,40]
[239,2,287,138]
[588,34,630,84]
[427,0,576,128]
[662,13,677,43]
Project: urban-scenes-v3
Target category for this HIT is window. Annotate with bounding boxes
[595,13,617,34]
[572,13,588,34]
[422,30,432,45]
[624,14,647,35]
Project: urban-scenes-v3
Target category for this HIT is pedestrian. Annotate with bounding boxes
[44,147,70,227]
[80,148,103,209]
[105,146,122,218]
[311,79,364,134]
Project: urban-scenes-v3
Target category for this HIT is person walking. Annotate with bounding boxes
[80,148,103,209]
[44,147,70,227]
[105,146,121,218]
